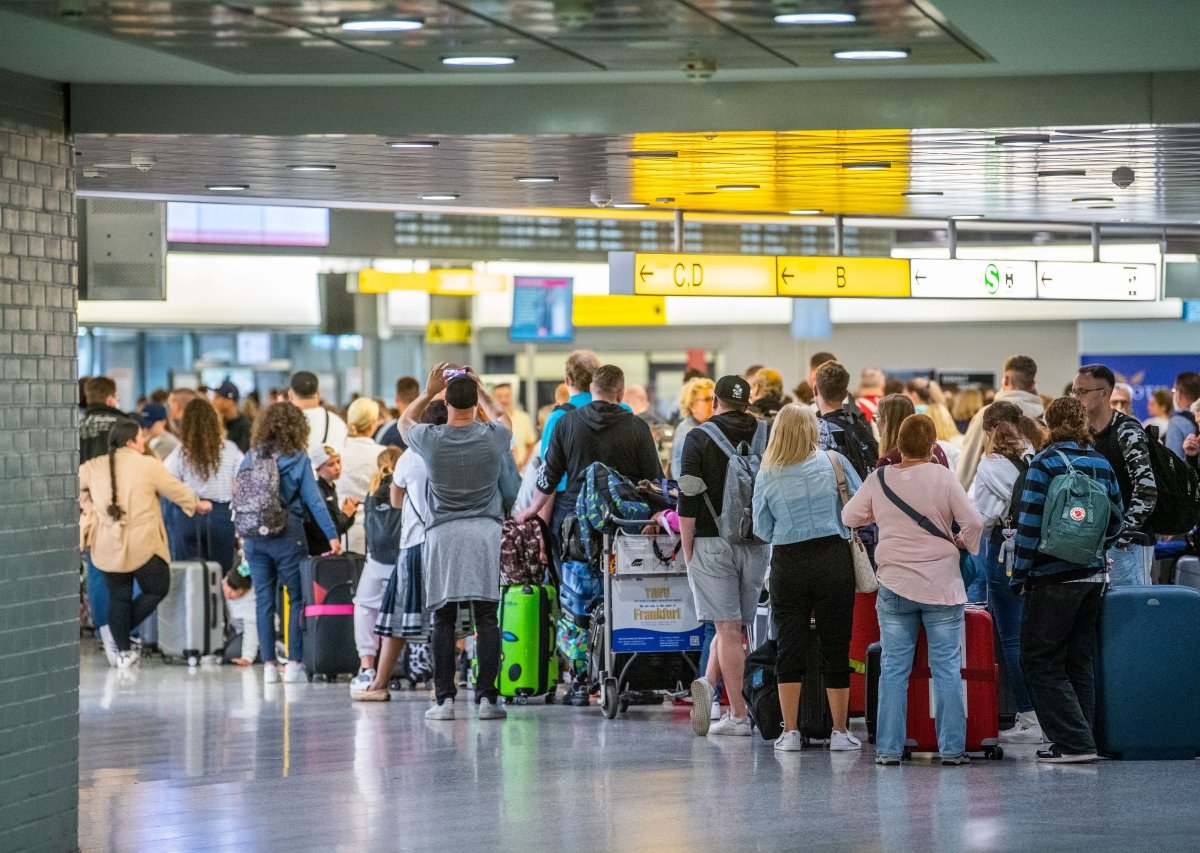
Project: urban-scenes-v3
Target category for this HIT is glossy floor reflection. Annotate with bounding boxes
[79,644,1200,852]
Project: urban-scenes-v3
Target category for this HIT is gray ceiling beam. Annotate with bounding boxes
[70,72,1200,136]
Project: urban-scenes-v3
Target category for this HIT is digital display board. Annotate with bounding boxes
[169,203,330,246]
[511,276,574,343]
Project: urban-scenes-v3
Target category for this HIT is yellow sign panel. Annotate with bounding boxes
[358,269,506,295]
[425,320,472,344]
[574,295,667,326]
[631,253,777,297]
[776,256,911,297]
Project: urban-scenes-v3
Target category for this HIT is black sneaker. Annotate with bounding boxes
[1036,747,1097,764]
[568,684,591,707]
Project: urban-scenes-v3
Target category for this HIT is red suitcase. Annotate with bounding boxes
[848,592,879,716]
[903,606,1003,759]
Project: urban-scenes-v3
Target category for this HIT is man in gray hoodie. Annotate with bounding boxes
[957,355,1045,489]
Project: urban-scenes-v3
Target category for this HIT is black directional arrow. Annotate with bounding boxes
[914,270,926,284]
[1040,271,1053,286]
[639,265,653,283]
[780,267,794,285]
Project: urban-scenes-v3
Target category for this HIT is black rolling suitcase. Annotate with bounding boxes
[299,553,364,681]
[799,622,834,747]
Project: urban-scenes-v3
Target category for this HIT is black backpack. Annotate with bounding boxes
[1145,423,1200,535]
[1003,455,1031,530]
[823,405,879,481]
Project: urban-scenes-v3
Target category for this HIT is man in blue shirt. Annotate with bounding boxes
[539,350,600,475]
[1166,372,1200,460]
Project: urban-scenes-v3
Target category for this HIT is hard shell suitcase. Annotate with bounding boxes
[1096,585,1200,760]
[299,553,364,680]
[498,583,559,703]
[864,609,1002,759]
[1174,555,1200,592]
[848,591,879,717]
[158,560,225,666]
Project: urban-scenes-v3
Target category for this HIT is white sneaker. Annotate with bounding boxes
[830,730,863,752]
[710,701,722,721]
[99,625,119,667]
[263,664,281,684]
[282,661,306,683]
[708,714,753,737]
[425,699,455,720]
[350,668,376,694]
[477,697,507,720]
[116,650,139,670]
[690,678,714,736]
[1000,711,1045,744]
[774,730,804,752]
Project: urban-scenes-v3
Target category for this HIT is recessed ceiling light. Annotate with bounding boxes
[949,214,985,220]
[995,133,1051,146]
[627,150,679,159]
[788,209,822,215]
[717,184,760,191]
[833,48,909,60]
[1071,196,1114,203]
[775,12,857,25]
[287,164,336,172]
[205,184,249,191]
[1037,169,1086,178]
[442,55,516,67]
[421,193,459,201]
[515,176,559,184]
[388,140,439,149]
[1087,205,1116,210]
[612,202,648,209]
[82,168,105,179]
[902,191,943,197]
[340,18,424,32]
[843,161,891,170]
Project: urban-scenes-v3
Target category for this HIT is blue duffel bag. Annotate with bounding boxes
[559,559,601,619]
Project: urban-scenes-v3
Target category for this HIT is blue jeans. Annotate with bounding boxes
[875,585,966,759]
[165,501,237,574]
[85,551,109,629]
[966,548,988,604]
[982,530,1033,713]
[1107,542,1151,587]
[244,519,306,664]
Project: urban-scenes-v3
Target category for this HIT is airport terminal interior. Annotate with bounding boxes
[2,1,1200,851]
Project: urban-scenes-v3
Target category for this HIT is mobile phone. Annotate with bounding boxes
[443,367,469,380]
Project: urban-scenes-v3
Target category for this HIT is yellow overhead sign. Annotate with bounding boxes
[776,256,911,297]
[358,269,507,295]
[574,295,667,326]
[619,253,777,297]
[425,320,472,344]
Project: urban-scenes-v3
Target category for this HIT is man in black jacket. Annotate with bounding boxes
[80,375,126,463]
[519,365,661,705]
[679,375,769,738]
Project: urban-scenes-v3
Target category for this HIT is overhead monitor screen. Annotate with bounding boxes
[236,332,272,365]
[510,276,574,343]
[168,203,330,246]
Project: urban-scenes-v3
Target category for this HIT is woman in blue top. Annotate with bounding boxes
[753,404,863,753]
[240,402,340,685]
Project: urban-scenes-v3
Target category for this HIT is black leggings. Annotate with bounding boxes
[433,600,499,703]
[103,556,170,652]
[769,536,855,688]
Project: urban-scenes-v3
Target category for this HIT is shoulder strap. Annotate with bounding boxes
[698,420,737,459]
[750,421,769,455]
[826,451,850,507]
[1054,449,1075,472]
[1006,455,1030,474]
[877,467,954,543]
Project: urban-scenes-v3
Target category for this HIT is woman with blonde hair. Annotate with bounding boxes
[671,376,716,476]
[875,394,949,469]
[953,388,985,433]
[752,404,863,753]
[336,396,386,553]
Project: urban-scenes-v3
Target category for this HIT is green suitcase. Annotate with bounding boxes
[498,583,559,704]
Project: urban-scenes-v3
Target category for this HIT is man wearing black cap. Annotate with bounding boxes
[679,374,769,738]
[397,364,513,722]
[211,380,253,453]
[140,403,179,461]
[288,371,347,453]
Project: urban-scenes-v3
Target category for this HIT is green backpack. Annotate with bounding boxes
[1038,450,1112,565]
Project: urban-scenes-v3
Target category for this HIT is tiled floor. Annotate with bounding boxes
[79,644,1200,852]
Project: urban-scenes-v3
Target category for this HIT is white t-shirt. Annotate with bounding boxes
[393,448,430,550]
[304,406,348,453]
[164,440,244,502]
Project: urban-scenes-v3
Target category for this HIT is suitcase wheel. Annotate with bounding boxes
[187,655,200,668]
[985,745,1004,761]
[307,674,314,682]
[601,677,619,719]
[514,696,529,706]
[902,747,913,761]
[545,691,556,705]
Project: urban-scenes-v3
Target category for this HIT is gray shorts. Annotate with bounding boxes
[687,537,770,625]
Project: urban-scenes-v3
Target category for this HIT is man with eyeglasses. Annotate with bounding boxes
[1166,372,1200,461]
[1072,365,1158,586]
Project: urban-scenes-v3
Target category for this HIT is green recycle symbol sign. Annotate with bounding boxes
[984,263,1000,294]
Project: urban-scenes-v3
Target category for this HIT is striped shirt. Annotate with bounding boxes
[1013,441,1124,584]
[164,440,244,502]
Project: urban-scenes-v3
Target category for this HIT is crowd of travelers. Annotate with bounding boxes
[79,350,1200,763]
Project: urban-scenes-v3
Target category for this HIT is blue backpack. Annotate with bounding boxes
[574,462,653,562]
[1038,450,1115,565]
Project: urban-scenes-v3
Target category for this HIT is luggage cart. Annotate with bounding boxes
[596,523,703,719]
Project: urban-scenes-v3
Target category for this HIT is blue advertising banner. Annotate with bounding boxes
[511,275,574,343]
[1080,353,1200,419]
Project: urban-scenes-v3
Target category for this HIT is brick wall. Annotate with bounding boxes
[0,69,80,853]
